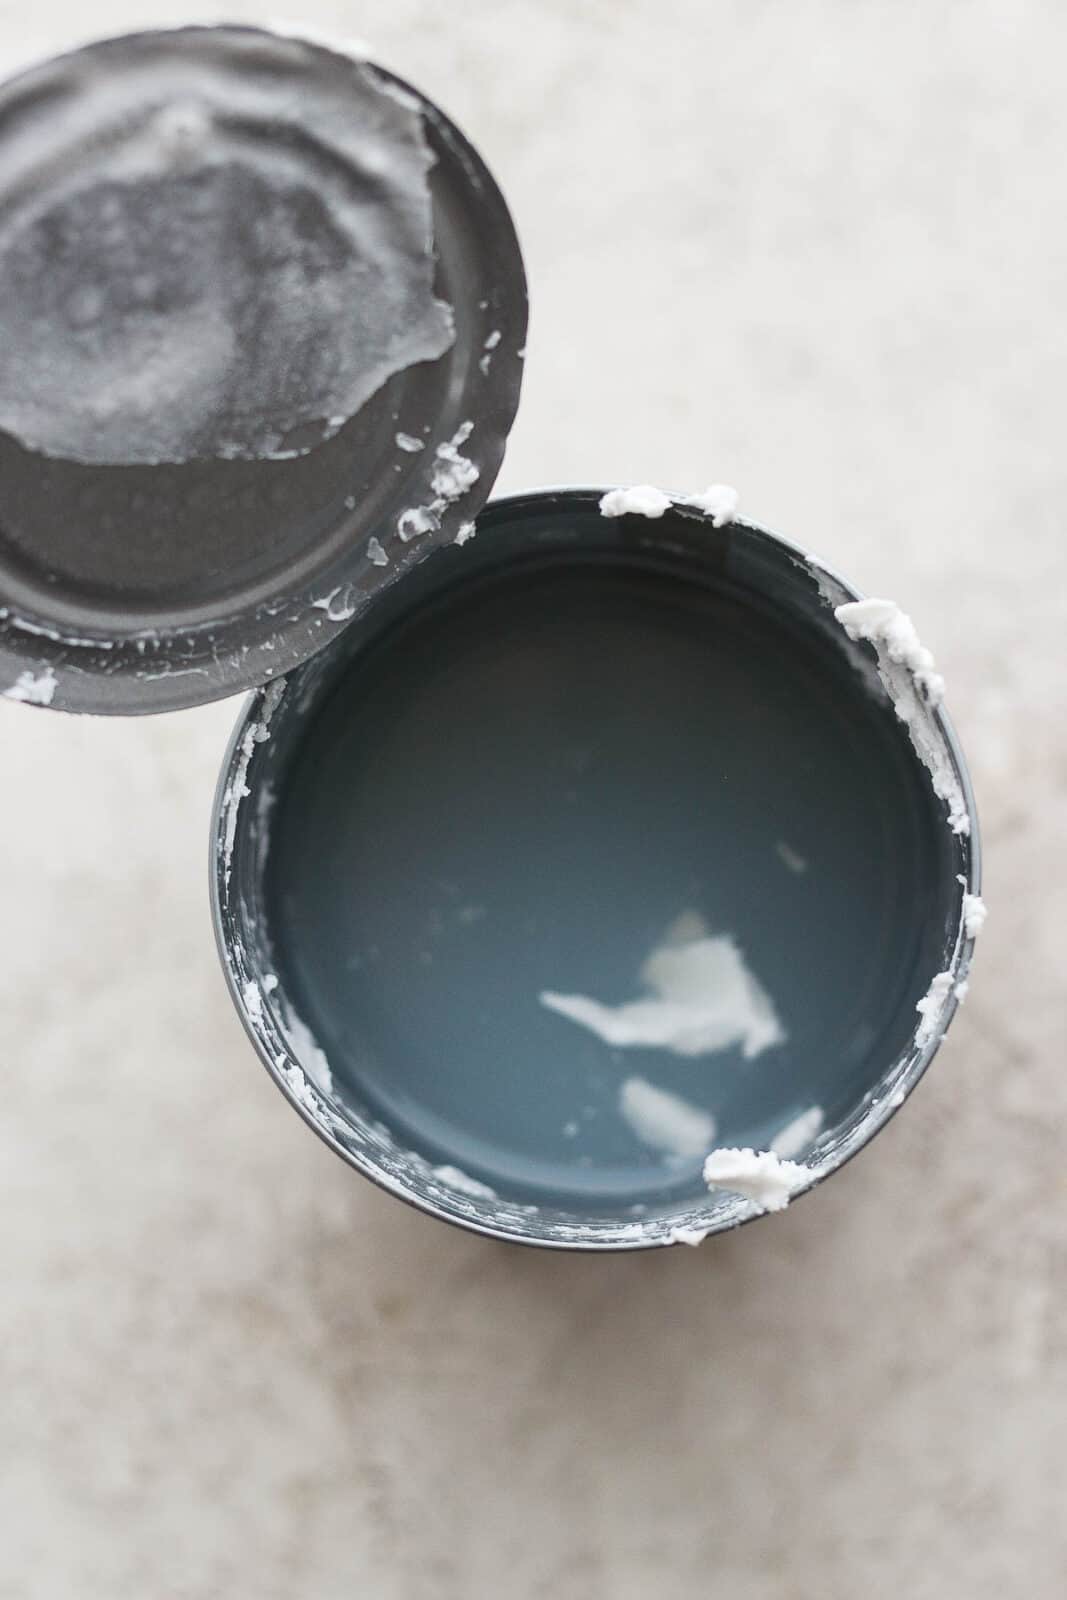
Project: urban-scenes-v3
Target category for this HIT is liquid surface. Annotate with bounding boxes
[267,556,950,1210]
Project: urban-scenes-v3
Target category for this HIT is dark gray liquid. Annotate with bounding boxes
[267,554,950,1211]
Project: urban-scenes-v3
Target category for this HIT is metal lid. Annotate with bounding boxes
[0,26,527,713]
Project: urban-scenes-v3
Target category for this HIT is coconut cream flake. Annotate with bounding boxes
[430,421,479,500]
[242,979,265,1027]
[834,598,944,702]
[667,1224,710,1247]
[914,970,954,1051]
[703,1147,808,1213]
[956,876,987,939]
[834,597,969,836]
[4,666,57,704]
[394,422,479,545]
[685,483,738,527]
[599,485,672,519]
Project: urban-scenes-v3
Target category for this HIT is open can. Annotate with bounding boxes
[0,28,980,1249]
[212,489,980,1249]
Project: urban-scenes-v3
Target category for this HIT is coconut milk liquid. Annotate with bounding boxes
[266,554,951,1211]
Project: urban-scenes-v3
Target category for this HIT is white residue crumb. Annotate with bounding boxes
[914,970,954,1050]
[395,431,424,452]
[956,877,987,939]
[686,483,738,527]
[562,1120,580,1138]
[702,1147,808,1213]
[454,521,476,546]
[668,1224,710,1247]
[889,1087,906,1108]
[618,1076,716,1160]
[483,330,502,350]
[599,485,672,519]
[343,494,356,510]
[242,980,264,1027]
[541,911,785,1060]
[311,587,357,621]
[278,1058,320,1113]
[833,596,969,836]
[432,1164,497,1200]
[770,1105,824,1159]
[391,423,478,546]
[398,505,439,542]
[955,979,969,1003]
[367,536,389,567]
[263,974,279,992]
[5,666,57,704]
[775,840,808,875]
[280,1007,333,1095]
[835,597,945,704]
[431,422,479,499]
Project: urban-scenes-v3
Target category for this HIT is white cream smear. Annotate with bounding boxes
[703,1147,808,1213]
[834,597,969,836]
[541,912,785,1060]
[618,1076,716,1160]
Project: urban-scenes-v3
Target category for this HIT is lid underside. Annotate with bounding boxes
[0,26,527,713]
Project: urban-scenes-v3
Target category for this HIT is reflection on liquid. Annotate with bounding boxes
[540,910,786,1060]
[618,1075,716,1161]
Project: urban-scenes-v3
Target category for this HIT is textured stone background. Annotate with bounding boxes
[1,3,1063,1596]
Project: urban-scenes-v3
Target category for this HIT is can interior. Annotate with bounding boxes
[217,493,974,1246]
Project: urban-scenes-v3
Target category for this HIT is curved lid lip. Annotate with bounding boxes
[0,24,527,716]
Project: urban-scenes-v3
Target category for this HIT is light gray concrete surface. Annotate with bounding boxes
[1,3,1063,1596]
